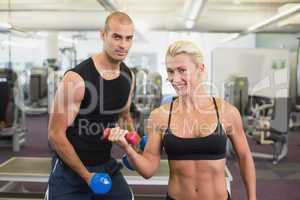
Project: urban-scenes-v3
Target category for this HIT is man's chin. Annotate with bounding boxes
[113,55,126,62]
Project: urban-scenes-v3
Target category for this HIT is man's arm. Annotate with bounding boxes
[226,103,256,200]
[48,71,92,183]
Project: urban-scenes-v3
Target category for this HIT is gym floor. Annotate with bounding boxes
[0,114,300,200]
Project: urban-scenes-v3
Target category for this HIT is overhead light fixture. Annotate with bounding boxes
[185,20,195,29]
[182,0,207,29]
[97,0,119,12]
[35,31,49,38]
[220,33,241,43]
[96,0,149,43]
[58,35,78,44]
[0,22,12,31]
[221,3,300,43]
[247,4,300,32]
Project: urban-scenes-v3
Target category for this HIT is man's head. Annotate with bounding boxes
[102,12,134,63]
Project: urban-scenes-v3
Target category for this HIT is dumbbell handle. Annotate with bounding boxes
[103,128,139,145]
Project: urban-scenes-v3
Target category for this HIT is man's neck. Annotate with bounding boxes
[95,52,121,70]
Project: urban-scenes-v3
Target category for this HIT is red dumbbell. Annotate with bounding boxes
[102,128,139,145]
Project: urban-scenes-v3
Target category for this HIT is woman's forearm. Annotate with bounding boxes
[239,154,257,200]
[125,145,160,179]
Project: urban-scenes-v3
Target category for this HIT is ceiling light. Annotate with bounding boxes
[221,4,300,43]
[0,22,12,31]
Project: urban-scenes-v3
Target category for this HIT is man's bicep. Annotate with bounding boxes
[49,72,84,133]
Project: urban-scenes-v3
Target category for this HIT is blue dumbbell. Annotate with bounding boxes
[122,136,148,171]
[89,173,112,195]
[122,154,135,171]
[139,135,147,151]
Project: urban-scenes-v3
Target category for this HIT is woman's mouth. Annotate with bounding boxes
[173,84,186,90]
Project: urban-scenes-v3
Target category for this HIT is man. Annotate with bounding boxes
[46,11,135,200]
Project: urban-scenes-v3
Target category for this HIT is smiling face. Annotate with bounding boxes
[166,53,205,96]
[102,17,134,63]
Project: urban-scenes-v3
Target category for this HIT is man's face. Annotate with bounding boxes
[102,19,134,62]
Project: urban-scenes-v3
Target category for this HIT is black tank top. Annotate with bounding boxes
[163,97,227,160]
[65,57,132,165]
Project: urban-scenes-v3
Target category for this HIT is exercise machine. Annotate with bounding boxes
[224,76,289,164]
[0,68,26,152]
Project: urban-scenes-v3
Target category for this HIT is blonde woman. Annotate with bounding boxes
[108,41,256,200]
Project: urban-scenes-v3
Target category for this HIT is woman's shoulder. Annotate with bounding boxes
[150,103,171,118]
[212,96,236,113]
[213,97,241,128]
[146,104,171,133]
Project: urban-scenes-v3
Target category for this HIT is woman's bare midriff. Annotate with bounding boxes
[167,159,228,200]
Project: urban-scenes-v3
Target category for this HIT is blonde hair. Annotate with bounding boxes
[166,40,203,65]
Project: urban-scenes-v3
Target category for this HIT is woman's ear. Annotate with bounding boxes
[101,31,106,41]
[199,63,205,72]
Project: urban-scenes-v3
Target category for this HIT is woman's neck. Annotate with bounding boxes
[178,86,211,113]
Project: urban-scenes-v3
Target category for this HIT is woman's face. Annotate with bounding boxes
[166,53,204,96]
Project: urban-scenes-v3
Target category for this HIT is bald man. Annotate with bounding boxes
[46,12,135,200]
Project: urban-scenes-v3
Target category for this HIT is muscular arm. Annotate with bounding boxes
[48,71,92,183]
[124,109,163,179]
[226,104,256,200]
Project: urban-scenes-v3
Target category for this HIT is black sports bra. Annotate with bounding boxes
[162,97,227,160]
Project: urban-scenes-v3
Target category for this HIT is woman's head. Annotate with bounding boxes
[166,40,205,96]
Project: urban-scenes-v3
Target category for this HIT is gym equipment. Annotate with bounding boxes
[131,68,163,136]
[224,76,248,115]
[245,96,289,164]
[217,48,290,164]
[122,135,147,171]
[0,68,26,152]
[224,75,290,164]
[289,37,300,128]
[0,157,233,194]
[47,70,65,109]
[89,173,112,194]
[23,67,48,115]
[139,135,147,151]
[295,37,300,106]
[102,128,139,145]
[122,154,135,171]
[90,159,124,194]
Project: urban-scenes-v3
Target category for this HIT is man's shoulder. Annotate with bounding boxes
[65,57,93,79]
[75,57,93,70]
[120,62,134,80]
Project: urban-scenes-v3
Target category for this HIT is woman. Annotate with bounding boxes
[108,40,256,200]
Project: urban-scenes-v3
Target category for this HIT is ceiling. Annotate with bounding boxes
[0,0,299,33]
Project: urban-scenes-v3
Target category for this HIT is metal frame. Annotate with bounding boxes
[0,157,233,194]
[0,70,26,152]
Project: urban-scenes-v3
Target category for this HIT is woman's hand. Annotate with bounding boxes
[107,127,131,151]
